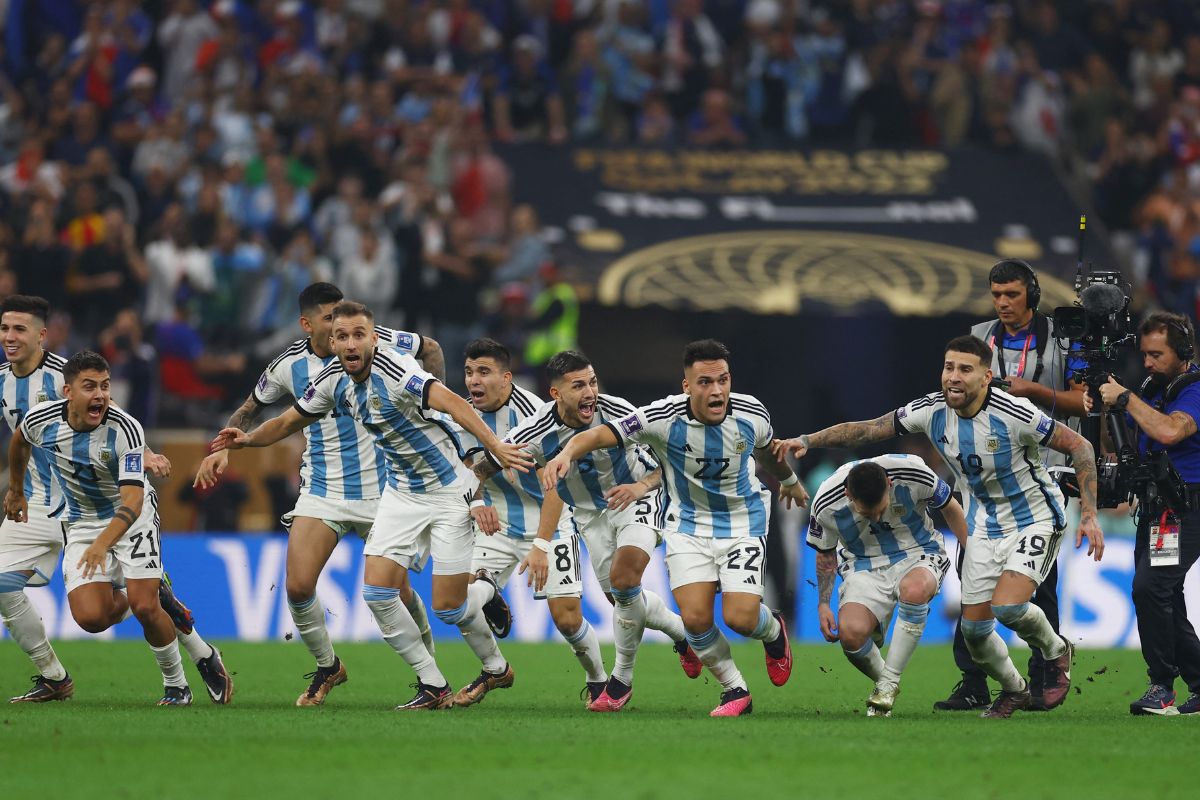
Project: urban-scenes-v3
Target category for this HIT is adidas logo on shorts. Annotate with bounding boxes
[560,576,572,585]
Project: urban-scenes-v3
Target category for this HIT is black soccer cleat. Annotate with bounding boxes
[474,569,512,639]
[296,657,348,706]
[158,574,195,635]
[396,681,454,710]
[933,679,991,711]
[158,684,193,706]
[581,681,607,707]
[9,674,74,703]
[196,647,234,705]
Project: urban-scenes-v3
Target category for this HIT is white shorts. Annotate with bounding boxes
[282,493,380,540]
[365,483,471,576]
[838,551,951,626]
[960,522,1063,606]
[573,501,660,593]
[62,495,163,594]
[664,532,767,597]
[0,504,65,587]
[472,532,583,599]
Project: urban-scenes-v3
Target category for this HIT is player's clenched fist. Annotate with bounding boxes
[4,488,27,523]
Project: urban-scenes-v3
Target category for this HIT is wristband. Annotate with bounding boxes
[780,473,799,488]
[531,538,552,553]
[469,499,485,510]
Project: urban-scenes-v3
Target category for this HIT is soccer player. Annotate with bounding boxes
[482,350,701,712]
[1,298,230,705]
[5,351,217,705]
[808,455,968,716]
[211,302,534,710]
[775,334,1104,718]
[542,340,805,717]
[194,282,442,706]
[456,338,608,702]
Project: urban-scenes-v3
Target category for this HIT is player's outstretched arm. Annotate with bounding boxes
[518,484,565,592]
[211,406,316,453]
[1047,422,1104,561]
[196,394,265,488]
[815,549,839,642]
[5,429,32,523]
[541,425,618,493]
[78,484,145,580]
[754,447,809,508]
[941,497,969,548]
[771,412,898,461]
[417,336,446,383]
[427,382,534,473]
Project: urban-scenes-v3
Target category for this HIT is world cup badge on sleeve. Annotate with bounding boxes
[1036,414,1054,437]
[405,375,425,397]
[124,452,142,473]
[618,414,642,437]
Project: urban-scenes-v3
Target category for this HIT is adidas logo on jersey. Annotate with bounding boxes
[938,435,950,444]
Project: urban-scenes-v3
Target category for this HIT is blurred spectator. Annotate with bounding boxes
[98,307,157,423]
[688,88,746,147]
[158,0,219,101]
[339,227,399,314]
[70,205,148,340]
[14,203,71,312]
[492,35,567,144]
[144,212,213,326]
[426,216,488,391]
[660,0,724,120]
[524,260,578,374]
[637,92,676,143]
[491,204,548,289]
[203,219,267,345]
[178,468,249,531]
[1131,19,1184,112]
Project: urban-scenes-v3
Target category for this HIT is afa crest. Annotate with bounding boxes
[733,436,748,454]
[985,436,1000,453]
[371,394,383,410]
[99,448,113,464]
[36,392,48,403]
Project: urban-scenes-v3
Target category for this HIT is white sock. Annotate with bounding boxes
[403,590,434,654]
[447,585,506,674]
[749,604,782,642]
[176,627,214,664]
[563,618,607,683]
[881,601,928,685]
[150,640,187,688]
[844,640,885,681]
[0,590,67,681]
[364,585,446,687]
[685,626,746,692]
[642,589,686,642]
[610,586,647,685]
[997,602,1065,659]
[289,596,336,668]
[963,619,1025,692]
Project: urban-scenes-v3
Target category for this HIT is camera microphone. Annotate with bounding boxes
[1080,283,1126,317]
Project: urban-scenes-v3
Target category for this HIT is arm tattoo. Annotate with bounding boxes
[227,395,264,433]
[114,506,137,526]
[640,469,663,492]
[1049,423,1098,516]
[418,338,446,383]
[815,551,837,604]
[1171,411,1198,440]
[807,413,897,450]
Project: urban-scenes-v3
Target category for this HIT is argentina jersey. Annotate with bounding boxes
[296,349,461,494]
[457,384,567,540]
[502,394,659,513]
[607,392,773,539]
[807,454,951,572]
[18,399,146,522]
[894,388,1066,538]
[254,327,421,500]
[0,352,66,511]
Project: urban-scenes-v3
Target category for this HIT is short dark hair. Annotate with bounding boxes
[944,335,992,365]
[330,300,373,323]
[1141,311,1196,361]
[64,350,110,384]
[1,295,50,324]
[683,339,731,368]
[846,462,889,507]
[464,338,511,369]
[298,282,343,314]
[988,260,1035,291]
[545,350,591,382]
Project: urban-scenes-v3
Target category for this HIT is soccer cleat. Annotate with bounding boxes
[1039,637,1073,710]
[763,610,792,686]
[933,679,991,711]
[1129,684,1179,716]
[9,674,74,703]
[453,663,515,707]
[673,640,703,679]
[867,682,899,717]
[296,657,348,707]
[474,569,512,639]
[158,574,195,635]
[980,681,1032,719]
[196,647,234,705]
[587,677,632,712]
[581,681,607,707]
[710,687,753,717]
[158,685,193,706]
[1177,693,1200,715]
[396,682,453,711]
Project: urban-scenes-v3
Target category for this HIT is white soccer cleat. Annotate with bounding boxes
[867,682,899,717]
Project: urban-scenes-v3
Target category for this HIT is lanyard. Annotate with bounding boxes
[989,328,1034,379]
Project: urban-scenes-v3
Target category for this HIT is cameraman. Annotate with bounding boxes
[1099,312,1200,716]
[935,260,1088,711]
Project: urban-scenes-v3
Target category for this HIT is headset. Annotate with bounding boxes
[989,259,1041,311]
[1164,315,1196,362]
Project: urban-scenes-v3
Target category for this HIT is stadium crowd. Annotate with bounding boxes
[0,0,1198,423]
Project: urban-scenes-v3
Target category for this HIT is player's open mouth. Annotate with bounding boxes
[945,387,965,399]
[469,389,485,401]
[578,400,594,417]
[87,402,104,419]
[344,354,362,367]
[708,399,725,410]
[4,343,20,357]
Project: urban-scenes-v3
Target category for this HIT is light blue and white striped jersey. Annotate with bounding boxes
[894,388,1066,538]
[0,351,66,511]
[607,392,773,539]
[454,384,572,540]
[296,348,461,494]
[807,454,952,572]
[501,394,660,513]
[254,326,421,500]
[19,399,147,522]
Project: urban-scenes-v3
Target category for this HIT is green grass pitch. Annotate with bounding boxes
[0,641,1193,799]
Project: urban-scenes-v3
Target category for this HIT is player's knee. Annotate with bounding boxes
[722,607,759,636]
[608,567,641,592]
[990,602,1028,626]
[960,617,995,642]
[551,605,583,636]
[897,580,933,606]
[680,607,714,634]
[285,575,317,605]
[128,594,161,624]
[73,610,111,634]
